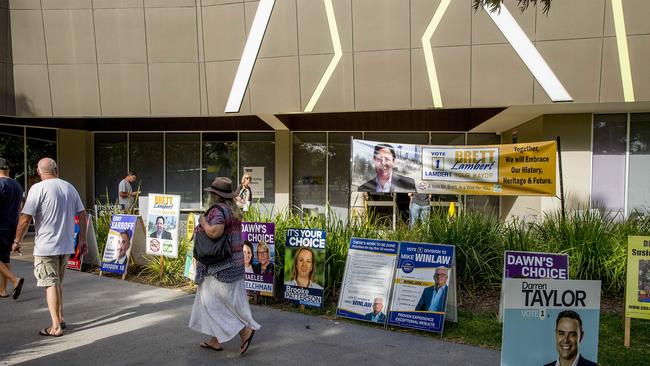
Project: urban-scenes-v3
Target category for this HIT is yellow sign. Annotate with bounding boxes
[625,236,650,320]
[186,213,196,241]
[418,141,557,196]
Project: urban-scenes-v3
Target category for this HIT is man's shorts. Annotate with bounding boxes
[34,255,67,287]
[0,231,12,264]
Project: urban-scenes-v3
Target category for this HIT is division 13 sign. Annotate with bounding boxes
[388,242,455,333]
[100,214,137,275]
[336,238,399,324]
[283,228,326,308]
[501,279,601,366]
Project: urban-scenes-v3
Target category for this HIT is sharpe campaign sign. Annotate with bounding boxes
[501,279,601,366]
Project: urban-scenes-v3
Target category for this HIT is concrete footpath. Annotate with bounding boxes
[0,260,499,366]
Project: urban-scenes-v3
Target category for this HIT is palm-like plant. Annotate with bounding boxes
[473,0,551,14]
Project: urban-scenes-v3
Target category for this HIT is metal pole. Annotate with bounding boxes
[556,136,566,220]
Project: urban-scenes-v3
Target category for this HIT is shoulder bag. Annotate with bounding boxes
[193,204,232,265]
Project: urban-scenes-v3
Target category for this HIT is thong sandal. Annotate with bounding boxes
[13,278,24,300]
[60,322,67,330]
[199,341,223,351]
[0,294,9,298]
[240,329,255,355]
[39,328,63,337]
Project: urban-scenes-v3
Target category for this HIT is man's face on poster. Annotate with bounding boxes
[434,268,448,288]
[373,147,394,180]
[156,218,165,232]
[555,317,581,362]
[372,298,383,314]
[118,233,130,258]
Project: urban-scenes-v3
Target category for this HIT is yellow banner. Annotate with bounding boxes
[352,139,557,196]
[625,236,650,320]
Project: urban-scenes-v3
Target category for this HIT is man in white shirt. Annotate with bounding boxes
[14,158,87,337]
[118,170,138,210]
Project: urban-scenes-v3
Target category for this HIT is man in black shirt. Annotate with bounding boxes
[0,158,25,300]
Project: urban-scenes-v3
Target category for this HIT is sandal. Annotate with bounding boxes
[39,327,63,337]
[13,278,24,300]
[60,322,67,330]
[199,341,223,351]
[240,329,255,355]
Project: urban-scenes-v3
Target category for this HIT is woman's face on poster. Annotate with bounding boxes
[243,245,252,266]
[257,246,269,266]
[297,249,313,279]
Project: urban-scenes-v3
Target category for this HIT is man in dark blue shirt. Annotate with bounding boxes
[0,157,25,300]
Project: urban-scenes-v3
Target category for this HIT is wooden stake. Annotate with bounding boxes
[624,316,631,348]
[159,256,165,280]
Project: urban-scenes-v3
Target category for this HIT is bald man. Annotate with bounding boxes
[14,158,87,337]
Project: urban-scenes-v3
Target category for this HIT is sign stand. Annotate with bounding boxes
[624,316,631,348]
[99,215,144,280]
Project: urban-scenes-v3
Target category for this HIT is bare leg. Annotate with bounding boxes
[0,263,18,296]
[58,285,64,324]
[45,285,63,335]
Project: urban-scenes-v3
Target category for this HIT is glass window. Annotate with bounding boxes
[166,133,200,209]
[240,132,275,204]
[0,125,25,189]
[467,133,499,145]
[592,114,627,213]
[293,133,326,216]
[94,133,127,203]
[431,133,465,145]
[26,128,57,191]
[202,133,237,207]
[130,133,163,196]
[628,113,650,215]
[329,132,361,221]
[364,132,429,145]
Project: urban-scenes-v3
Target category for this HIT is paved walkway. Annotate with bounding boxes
[0,259,499,366]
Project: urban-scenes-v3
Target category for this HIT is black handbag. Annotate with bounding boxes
[193,204,232,265]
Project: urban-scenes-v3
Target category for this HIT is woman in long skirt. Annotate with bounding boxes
[189,177,260,355]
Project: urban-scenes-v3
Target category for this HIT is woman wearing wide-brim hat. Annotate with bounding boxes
[188,177,260,355]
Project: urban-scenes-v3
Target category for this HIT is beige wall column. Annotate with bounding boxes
[58,129,92,207]
[274,130,291,212]
[541,114,592,213]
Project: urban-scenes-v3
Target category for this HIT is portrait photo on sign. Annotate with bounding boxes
[639,260,650,302]
[352,140,420,193]
[147,215,177,240]
[284,246,326,290]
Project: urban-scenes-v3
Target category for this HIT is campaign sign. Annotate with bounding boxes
[283,228,326,308]
[625,236,650,319]
[101,214,137,275]
[183,213,199,281]
[388,242,454,333]
[146,194,181,258]
[505,251,569,279]
[242,222,275,296]
[501,279,601,366]
[336,238,398,324]
[66,215,82,270]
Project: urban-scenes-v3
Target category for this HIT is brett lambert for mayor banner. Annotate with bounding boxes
[351,139,556,196]
[242,222,275,296]
[336,238,398,324]
[146,194,181,258]
[625,236,650,320]
[388,242,454,333]
[283,228,326,308]
[101,214,137,275]
[501,279,601,366]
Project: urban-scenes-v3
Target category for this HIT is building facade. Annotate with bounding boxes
[1,0,649,220]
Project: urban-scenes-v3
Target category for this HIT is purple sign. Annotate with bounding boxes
[504,251,569,279]
[241,222,275,296]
